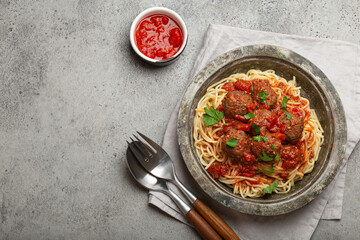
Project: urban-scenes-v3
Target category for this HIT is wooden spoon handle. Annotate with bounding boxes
[186,209,222,240]
[193,199,240,240]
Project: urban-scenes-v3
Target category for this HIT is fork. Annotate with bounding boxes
[128,132,240,240]
[126,144,221,240]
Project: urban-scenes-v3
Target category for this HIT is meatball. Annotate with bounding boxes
[222,128,249,159]
[251,79,277,107]
[222,90,253,119]
[280,145,304,169]
[279,112,304,144]
[250,133,282,159]
[250,109,276,135]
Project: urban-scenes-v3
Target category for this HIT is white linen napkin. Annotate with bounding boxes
[149,24,360,240]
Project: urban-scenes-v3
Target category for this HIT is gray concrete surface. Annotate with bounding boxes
[0,0,359,239]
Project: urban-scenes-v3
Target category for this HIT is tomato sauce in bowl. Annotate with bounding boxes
[130,7,188,65]
[135,14,183,60]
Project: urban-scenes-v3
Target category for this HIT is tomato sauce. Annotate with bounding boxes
[207,162,228,179]
[241,164,256,177]
[135,14,183,60]
[222,82,235,92]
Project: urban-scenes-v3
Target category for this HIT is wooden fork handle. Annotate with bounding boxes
[186,209,222,240]
[193,199,240,240]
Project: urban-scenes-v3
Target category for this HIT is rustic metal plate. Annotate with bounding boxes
[177,45,347,216]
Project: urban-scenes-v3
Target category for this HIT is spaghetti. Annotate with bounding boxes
[193,69,324,198]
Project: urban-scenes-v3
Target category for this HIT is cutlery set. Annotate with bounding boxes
[126,132,240,240]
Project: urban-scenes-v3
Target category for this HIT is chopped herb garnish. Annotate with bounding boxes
[251,85,254,93]
[203,106,224,126]
[256,158,259,162]
[251,123,260,135]
[264,91,269,96]
[274,151,280,162]
[267,102,274,106]
[226,138,238,148]
[253,135,262,142]
[271,144,275,151]
[223,123,229,126]
[244,112,255,120]
[282,96,288,112]
[286,112,292,119]
[259,91,267,103]
[257,164,274,175]
[253,135,268,142]
[260,151,273,161]
[263,180,278,194]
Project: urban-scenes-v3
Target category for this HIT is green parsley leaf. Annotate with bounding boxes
[253,135,262,142]
[204,106,216,118]
[253,135,268,142]
[244,112,255,120]
[259,91,267,103]
[226,138,238,148]
[271,144,275,151]
[264,91,269,96]
[263,180,278,194]
[203,107,224,126]
[257,164,274,174]
[251,85,254,93]
[203,115,219,126]
[282,96,288,112]
[223,123,229,126]
[251,123,260,135]
[286,112,292,119]
[260,151,273,161]
[209,106,224,120]
[255,158,258,162]
[267,102,274,106]
[274,151,280,162]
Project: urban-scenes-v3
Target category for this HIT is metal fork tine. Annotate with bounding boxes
[137,131,164,153]
[127,141,146,164]
[133,135,154,158]
[130,138,150,158]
